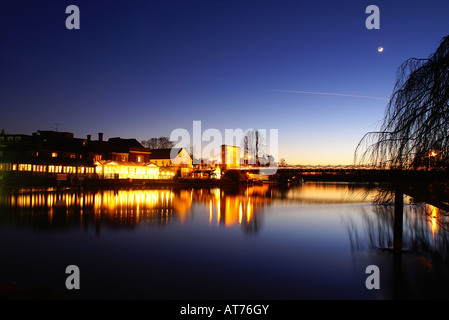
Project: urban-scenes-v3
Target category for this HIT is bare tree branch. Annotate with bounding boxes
[355,35,449,170]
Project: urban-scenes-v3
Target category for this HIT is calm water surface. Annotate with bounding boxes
[1,182,448,299]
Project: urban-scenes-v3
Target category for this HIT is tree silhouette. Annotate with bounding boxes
[241,129,265,165]
[141,136,174,149]
[355,35,449,170]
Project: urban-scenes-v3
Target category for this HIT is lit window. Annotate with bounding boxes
[137,156,142,162]
[52,152,57,158]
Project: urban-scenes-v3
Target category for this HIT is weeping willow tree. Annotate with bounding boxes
[355,35,449,170]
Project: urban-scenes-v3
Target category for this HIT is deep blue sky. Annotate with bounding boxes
[1,1,448,165]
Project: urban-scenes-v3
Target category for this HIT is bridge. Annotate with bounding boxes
[228,165,449,183]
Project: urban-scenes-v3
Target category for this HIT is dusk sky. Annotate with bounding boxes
[1,0,448,165]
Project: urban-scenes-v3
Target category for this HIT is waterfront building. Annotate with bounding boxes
[88,133,151,163]
[221,145,241,169]
[149,148,193,177]
[94,160,159,179]
[0,130,96,184]
[0,130,180,183]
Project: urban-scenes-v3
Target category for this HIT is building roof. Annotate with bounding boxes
[107,138,150,154]
[1,130,152,161]
[149,148,183,160]
[88,138,150,154]
[40,137,88,154]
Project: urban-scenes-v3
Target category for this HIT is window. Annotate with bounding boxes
[137,156,142,162]
[18,164,31,171]
[52,152,58,158]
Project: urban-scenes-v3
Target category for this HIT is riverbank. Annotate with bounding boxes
[0,172,256,189]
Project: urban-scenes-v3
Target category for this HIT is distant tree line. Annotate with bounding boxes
[141,137,174,149]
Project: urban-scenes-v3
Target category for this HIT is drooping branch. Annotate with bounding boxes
[355,35,449,170]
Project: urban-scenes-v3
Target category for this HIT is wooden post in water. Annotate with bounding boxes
[393,190,403,253]
[393,189,403,299]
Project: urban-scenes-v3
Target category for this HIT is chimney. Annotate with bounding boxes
[87,134,91,141]
[98,132,103,142]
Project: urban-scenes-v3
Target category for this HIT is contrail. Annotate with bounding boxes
[272,90,389,101]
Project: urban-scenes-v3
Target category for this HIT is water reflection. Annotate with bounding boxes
[0,183,386,229]
[2,183,448,241]
[343,202,449,299]
[0,183,371,236]
[343,203,449,260]
[0,188,189,232]
[1,182,449,299]
[271,181,379,203]
[0,186,278,234]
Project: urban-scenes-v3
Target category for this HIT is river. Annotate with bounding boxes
[0,182,448,299]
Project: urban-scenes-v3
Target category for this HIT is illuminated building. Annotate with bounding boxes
[149,148,193,177]
[89,133,151,163]
[95,161,159,179]
[0,130,173,183]
[0,130,96,183]
[221,145,240,169]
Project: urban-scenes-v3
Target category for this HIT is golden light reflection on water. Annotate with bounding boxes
[197,186,270,227]
[0,183,443,234]
[423,204,448,239]
[0,186,272,229]
[277,182,378,204]
[429,204,438,236]
[0,188,192,227]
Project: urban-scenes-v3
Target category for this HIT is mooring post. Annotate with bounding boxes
[392,189,404,298]
[393,189,403,253]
